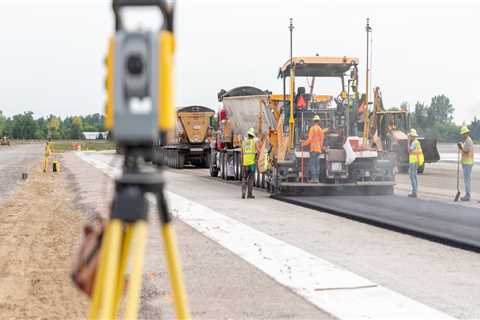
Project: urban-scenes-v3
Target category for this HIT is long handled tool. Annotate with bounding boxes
[454,148,461,202]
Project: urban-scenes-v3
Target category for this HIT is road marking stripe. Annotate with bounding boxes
[76,152,456,320]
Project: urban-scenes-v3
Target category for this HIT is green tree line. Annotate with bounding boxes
[405,94,480,142]
[0,111,106,140]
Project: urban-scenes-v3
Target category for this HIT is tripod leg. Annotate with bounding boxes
[112,223,134,316]
[157,191,191,319]
[88,221,112,320]
[124,221,148,320]
[98,219,123,320]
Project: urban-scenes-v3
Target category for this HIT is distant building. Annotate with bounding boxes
[82,131,108,140]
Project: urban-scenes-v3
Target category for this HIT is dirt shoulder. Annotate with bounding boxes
[0,157,88,319]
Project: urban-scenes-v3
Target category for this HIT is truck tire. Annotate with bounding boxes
[210,163,219,177]
[234,152,240,180]
[166,150,171,167]
[172,150,177,168]
[220,153,226,180]
[204,152,211,169]
[178,152,185,169]
[209,151,219,177]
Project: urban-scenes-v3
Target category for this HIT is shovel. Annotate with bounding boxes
[454,148,461,202]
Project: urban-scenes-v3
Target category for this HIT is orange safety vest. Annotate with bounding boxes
[303,124,324,153]
[297,95,306,109]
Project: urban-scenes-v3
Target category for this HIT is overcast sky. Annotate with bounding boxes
[0,0,479,124]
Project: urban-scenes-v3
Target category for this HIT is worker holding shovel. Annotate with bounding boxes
[458,126,474,201]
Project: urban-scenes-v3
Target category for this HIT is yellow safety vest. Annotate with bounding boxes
[409,139,424,166]
[44,143,52,157]
[242,138,256,166]
[461,138,474,165]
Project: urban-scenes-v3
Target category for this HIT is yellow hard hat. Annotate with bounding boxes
[313,115,320,121]
[460,126,470,135]
[247,128,255,136]
[408,128,418,137]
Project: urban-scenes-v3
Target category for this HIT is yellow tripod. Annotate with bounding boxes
[88,153,190,320]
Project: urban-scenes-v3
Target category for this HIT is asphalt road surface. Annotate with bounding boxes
[67,151,480,319]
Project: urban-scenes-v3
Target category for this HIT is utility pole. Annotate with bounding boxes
[289,18,295,148]
[363,18,372,145]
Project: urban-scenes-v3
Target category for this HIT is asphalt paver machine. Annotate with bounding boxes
[267,56,395,196]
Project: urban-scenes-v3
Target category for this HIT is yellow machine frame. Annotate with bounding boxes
[278,56,359,149]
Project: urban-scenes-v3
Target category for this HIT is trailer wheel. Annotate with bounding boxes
[233,152,238,180]
[204,151,211,169]
[220,153,226,180]
[237,152,243,180]
[177,152,185,169]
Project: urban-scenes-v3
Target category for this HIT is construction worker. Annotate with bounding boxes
[241,128,257,199]
[407,129,424,198]
[458,126,474,201]
[302,115,324,183]
[43,139,52,172]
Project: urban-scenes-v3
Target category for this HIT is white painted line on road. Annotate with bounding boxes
[76,152,456,320]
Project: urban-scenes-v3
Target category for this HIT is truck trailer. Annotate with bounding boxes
[209,86,275,182]
[155,105,215,169]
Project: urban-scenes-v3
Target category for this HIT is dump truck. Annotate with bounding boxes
[155,105,215,169]
[370,87,440,173]
[209,86,275,181]
[264,56,395,196]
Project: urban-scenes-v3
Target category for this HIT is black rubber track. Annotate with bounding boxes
[273,195,480,251]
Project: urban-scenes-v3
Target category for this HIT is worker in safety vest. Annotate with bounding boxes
[408,129,424,198]
[302,115,324,183]
[458,126,475,201]
[241,128,257,199]
[43,139,52,173]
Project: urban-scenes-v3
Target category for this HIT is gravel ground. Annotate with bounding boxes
[0,154,88,319]
[0,144,43,202]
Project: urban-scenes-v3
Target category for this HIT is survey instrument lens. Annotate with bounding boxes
[127,54,144,75]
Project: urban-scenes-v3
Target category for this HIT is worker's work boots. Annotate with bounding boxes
[247,194,255,199]
[461,194,471,202]
[408,192,417,198]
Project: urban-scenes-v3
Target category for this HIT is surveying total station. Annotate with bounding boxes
[88,1,190,319]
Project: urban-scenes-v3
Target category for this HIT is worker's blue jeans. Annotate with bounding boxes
[409,163,418,194]
[309,152,320,182]
[463,164,473,196]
